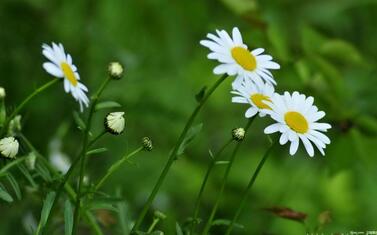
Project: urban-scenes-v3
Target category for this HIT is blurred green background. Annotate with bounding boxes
[1,0,377,234]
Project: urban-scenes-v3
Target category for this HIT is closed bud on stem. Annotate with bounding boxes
[232,128,245,142]
[142,137,153,151]
[108,62,124,80]
[0,87,5,100]
[8,115,22,134]
[154,210,167,220]
[0,137,19,159]
[105,112,125,135]
[25,152,37,170]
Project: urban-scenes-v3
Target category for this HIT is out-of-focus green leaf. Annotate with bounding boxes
[64,200,73,235]
[320,39,363,65]
[220,0,257,14]
[95,101,122,111]
[177,123,203,156]
[36,192,56,235]
[86,200,118,212]
[211,219,244,229]
[73,111,86,131]
[176,222,183,235]
[6,173,21,200]
[86,148,108,156]
[354,115,377,136]
[0,185,13,203]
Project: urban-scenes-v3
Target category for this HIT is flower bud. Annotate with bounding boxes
[0,87,5,100]
[154,210,167,220]
[25,152,37,170]
[232,128,245,142]
[108,62,124,80]
[142,137,153,151]
[0,137,19,159]
[105,112,125,135]
[8,115,22,134]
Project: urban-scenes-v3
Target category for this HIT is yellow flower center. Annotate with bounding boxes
[284,111,309,134]
[61,62,78,86]
[231,46,257,71]
[250,93,271,110]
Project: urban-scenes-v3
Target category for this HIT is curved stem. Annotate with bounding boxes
[224,141,276,235]
[189,138,233,234]
[72,77,111,234]
[0,79,59,136]
[201,116,256,235]
[131,74,228,232]
[88,130,107,147]
[95,146,143,191]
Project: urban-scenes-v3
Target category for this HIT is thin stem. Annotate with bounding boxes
[73,77,111,234]
[18,134,103,235]
[0,79,59,136]
[88,130,107,147]
[224,141,277,235]
[131,74,228,232]
[95,146,143,191]
[146,218,160,233]
[189,138,233,234]
[201,116,256,235]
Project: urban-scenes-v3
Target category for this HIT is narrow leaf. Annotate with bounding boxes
[176,222,184,235]
[36,192,56,234]
[211,219,244,229]
[6,173,22,200]
[73,111,86,130]
[86,148,108,156]
[0,185,13,202]
[95,101,122,111]
[177,123,203,155]
[64,200,73,235]
[18,164,38,188]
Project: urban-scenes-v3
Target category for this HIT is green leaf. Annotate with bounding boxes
[0,157,26,177]
[86,148,108,156]
[73,111,86,130]
[214,161,230,165]
[36,192,56,235]
[6,173,21,200]
[176,222,184,235]
[355,115,377,137]
[320,39,363,65]
[35,162,52,182]
[195,86,207,103]
[211,219,244,229]
[18,164,38,188]
[95,101,122,111]
[64,200,73,235]
[86,200,118,212]
[177,123,203,155]
[0,100,6,127]
[0,185,13,203]
[116,189,130,234]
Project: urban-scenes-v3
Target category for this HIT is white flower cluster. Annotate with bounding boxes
[202,27,331,157]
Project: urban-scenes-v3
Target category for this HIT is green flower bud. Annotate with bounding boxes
[142,137,153,151]
[108,62,124,80]
[232,128,245,142]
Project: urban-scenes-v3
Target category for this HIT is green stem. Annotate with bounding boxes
[73,77,111,234]
[146,218,160,233]
[131,74,228,232]
[0,79,59,136]
[88,130,107,147]
[18,134,103,235]
[95,146,143,191]
[189,138,233,234]
[224,141,276,235]
[201,116,256,235]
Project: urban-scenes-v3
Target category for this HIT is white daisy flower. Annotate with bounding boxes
[200,27,280,85]
[105,112,125,135]
[263,91,331,157]
[0,137,19,159]
[231,79,275,118]
[42,42,89,111]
